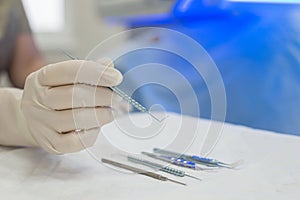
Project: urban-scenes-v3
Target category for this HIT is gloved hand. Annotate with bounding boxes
[0,60,123,154]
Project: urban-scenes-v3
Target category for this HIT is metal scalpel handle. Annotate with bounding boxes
[110,87,164,122]
[101,158,186,186]
[61,49,165,122]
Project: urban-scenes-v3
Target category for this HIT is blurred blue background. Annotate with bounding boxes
[108,0,300,136]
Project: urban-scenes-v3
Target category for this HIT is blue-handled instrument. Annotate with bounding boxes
[141,152,214,171]
[153,148,243,169]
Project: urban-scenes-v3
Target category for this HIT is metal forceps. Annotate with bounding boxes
[61,50,164,122]
[127,155,201,180]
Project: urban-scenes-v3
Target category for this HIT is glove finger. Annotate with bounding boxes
[42,84,122,110]
[44,127,100,154]
[48,107,114,133]
[37,60,122,87]
[97,57,114,68]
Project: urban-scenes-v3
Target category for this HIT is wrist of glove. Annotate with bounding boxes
[20,59,123,154]
[0,88,37,147]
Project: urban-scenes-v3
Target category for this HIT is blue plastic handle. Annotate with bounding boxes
[191,155,215,163]
[169,157,196,169]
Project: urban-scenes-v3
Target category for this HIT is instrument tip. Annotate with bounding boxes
[167,178,187,186]
[186,174,202,181]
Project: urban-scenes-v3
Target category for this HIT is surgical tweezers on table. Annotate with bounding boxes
[127,155,201,180]
[153,148,243,169]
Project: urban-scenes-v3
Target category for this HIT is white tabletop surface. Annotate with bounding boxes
[1,113,300,200]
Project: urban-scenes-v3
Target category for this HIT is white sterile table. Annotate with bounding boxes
[1,113,299,200]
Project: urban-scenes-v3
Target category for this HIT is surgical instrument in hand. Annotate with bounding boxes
[153,148,243,169]
[141,152,215,171]
[127,155,201,181]
[61,50,164,122]
[101,158,186,186]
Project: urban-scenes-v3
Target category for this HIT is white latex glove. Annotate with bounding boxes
[0,60,123,154]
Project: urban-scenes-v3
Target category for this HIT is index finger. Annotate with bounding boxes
[38,60,123,87]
